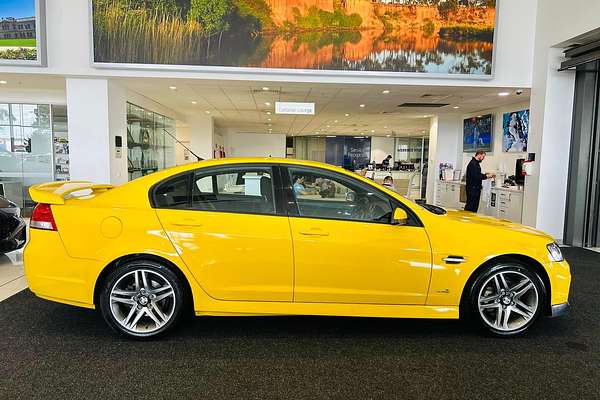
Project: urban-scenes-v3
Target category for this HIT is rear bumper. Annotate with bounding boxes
[550,302,570,318]
[24,229,97,308]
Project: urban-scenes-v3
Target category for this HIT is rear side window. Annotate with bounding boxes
[153,174,191,209]
[192,167,275,215]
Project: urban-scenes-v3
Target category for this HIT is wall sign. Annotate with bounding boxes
[91,0,497,77]
[275,102,315,115]
[0,0,46,66]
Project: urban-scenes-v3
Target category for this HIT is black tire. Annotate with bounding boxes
[465,262,547,337]
[98,260,186,339]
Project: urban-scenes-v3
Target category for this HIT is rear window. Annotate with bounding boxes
[153,174,191,209]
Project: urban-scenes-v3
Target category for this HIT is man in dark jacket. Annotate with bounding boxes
[464,150,495,212]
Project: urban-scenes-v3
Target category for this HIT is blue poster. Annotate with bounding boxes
[463,115,493,153]
[503,110,529,152]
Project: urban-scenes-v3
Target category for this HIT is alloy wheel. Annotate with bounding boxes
[109,269,176,334]
[477,270,539,332]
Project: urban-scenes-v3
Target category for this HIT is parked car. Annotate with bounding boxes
[0,195,26,253]
[24,158,571,339]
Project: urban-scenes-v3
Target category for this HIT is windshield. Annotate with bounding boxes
[402,195,447,215]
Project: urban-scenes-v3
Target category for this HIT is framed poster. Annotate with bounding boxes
[0,0,46,66]
[464,114,493,153]
[90,0,497,77]
[503,109,529,152]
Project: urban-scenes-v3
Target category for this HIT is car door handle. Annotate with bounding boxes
[171,220,203,227]
[299,229,330,237]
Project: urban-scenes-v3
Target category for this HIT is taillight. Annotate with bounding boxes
[30,203,57,231]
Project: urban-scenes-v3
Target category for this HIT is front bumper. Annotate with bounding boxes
[550,302,570,318]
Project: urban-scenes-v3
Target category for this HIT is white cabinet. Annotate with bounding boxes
[436,181,460,209]
[495,189,523,223]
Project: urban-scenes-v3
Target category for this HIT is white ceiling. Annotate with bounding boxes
[120,78,531,137]
[0,73,531,138]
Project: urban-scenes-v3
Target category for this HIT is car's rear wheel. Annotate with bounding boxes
[468,263,546,336]
[99,260,185,339]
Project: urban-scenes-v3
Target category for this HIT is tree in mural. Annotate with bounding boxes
[188,0,231,55]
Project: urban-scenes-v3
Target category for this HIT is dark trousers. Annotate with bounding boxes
[465,187,481,213]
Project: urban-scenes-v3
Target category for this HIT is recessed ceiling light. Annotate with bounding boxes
[262,87,269,91]
[205,110,211,114]
[191,101,197,104]
[422,130,426,133]
[360,104,366,108]
[345,113,350,117]
[267,118,272,121]
[498,92,510,96]
[267,111,272,115]
[382,90,390,94]
[477,115,482,118]
[453,106,460,109]
[169,86,177,90]
[0,80,7,85]
[326,125,330,128]
[371,130,375,133]
[334,120,339,123]
[265,102,271,106]
[386,134,392,137]
[326,135,336,138]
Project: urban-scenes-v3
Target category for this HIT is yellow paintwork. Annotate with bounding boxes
[24,157,571,320]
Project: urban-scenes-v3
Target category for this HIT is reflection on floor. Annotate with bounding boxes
[0,249,26,302]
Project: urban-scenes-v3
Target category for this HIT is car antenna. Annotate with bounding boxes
[162,128,204,161]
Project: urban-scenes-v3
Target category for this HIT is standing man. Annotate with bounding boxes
[465,150,495,212]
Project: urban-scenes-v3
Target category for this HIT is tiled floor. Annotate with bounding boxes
[0,249,27,302]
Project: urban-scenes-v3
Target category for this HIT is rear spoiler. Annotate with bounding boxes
[29,181,114,205]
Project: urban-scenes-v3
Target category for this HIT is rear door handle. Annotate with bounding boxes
[171,220,203,227]
[299,229,330,237]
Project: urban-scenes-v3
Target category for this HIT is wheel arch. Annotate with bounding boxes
[93,253,194,313]
[459,254,552,316]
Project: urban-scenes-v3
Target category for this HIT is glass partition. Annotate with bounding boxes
[0,102,58,213]
[127,103,176,181]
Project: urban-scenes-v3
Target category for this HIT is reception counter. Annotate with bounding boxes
[436,180,524,223]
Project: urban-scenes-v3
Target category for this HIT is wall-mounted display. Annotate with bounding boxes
[0,0,46,66]
[326,137,371,169]
[463,114,493,152]
[91,0,496,76]
[503,109,529,152]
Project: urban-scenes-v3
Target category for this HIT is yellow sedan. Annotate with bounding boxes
[24,158,571,338]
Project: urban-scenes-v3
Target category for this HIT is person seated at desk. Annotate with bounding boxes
[293,175,316,196]
[382,175,396,192]
[382,155,393,169]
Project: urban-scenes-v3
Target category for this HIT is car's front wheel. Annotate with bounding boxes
[468,263,546,336]
[98,260,185,339]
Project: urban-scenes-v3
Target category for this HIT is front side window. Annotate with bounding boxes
[192,167,275,215]
[287,167,393,223]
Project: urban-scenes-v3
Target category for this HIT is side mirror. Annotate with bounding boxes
[392,208,409,225]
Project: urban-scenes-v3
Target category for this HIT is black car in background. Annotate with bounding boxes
[0,196,26,253]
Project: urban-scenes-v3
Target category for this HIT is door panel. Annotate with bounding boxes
[290,217,432,304]
[158,209,294,302]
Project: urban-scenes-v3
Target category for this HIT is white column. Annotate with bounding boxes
[187,115,215,160]
[66,78,127,185]
[426,114,462,204]
[522,48,576,240]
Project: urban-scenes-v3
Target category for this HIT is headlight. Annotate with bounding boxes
[547,242,564,262]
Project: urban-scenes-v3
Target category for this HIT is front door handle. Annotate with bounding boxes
[299,228,330,237]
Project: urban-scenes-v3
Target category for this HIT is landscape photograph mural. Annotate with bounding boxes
[92,0,497,75]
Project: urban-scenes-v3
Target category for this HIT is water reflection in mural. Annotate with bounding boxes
[93,0,496,76]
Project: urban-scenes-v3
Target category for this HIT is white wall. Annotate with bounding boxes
[522,0,600,241]
[426,114,462,203]
[0,0,537,88]
[460,101,530,176]
[371,137,395,165]
[224,133,286,158]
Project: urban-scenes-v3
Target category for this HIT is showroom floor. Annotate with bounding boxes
[0,247,598,399]
[0,250,26,302]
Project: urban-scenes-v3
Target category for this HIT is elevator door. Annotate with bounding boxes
[564,60,600,247]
